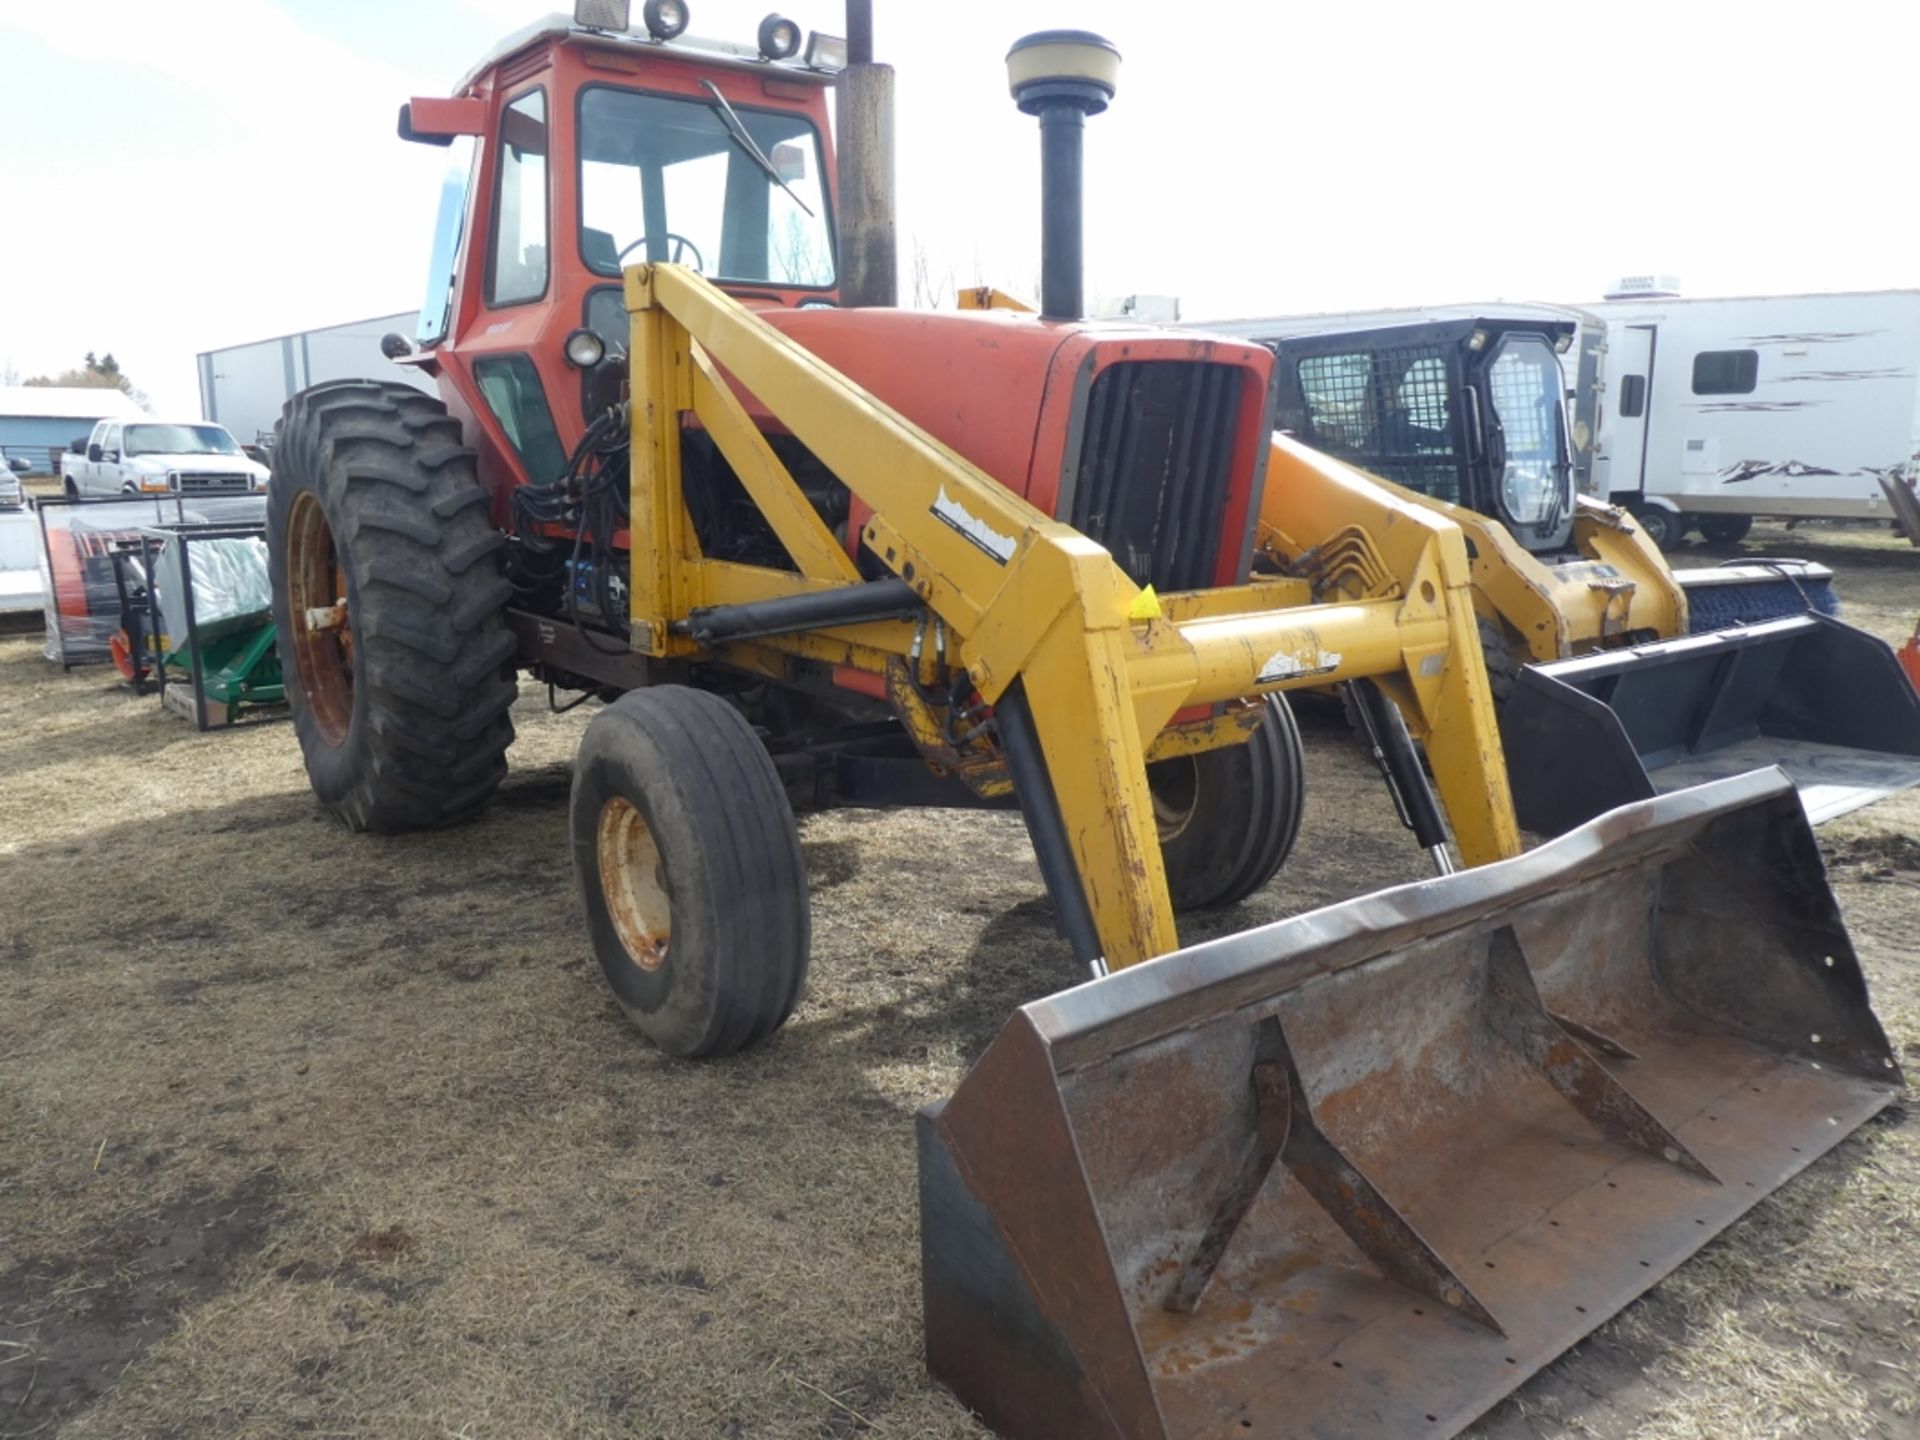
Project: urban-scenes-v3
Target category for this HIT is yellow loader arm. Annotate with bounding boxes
[624,265,1519,972]
[1258,451,1688,659]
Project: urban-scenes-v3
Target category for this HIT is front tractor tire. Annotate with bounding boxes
[571,687,811,1058]
[268,380,516,832]
[1150,694,1307,912]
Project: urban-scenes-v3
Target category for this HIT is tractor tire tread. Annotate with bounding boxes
[572,686,809,1058]
[270,379,516,834]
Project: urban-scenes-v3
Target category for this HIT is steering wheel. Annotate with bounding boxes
[618,233,705,271]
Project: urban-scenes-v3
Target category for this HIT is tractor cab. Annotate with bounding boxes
[1270,317,1579,553]
[398,4,847,491]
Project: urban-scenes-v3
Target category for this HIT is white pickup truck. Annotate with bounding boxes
[62,418,270,500]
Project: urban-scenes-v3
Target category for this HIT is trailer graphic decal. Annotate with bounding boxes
[1776,368,1912,384]
[1735,331,1884,345]
[1719,458,1846,484]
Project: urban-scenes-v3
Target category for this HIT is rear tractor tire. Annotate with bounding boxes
[1477,616,1523,706]
[1149,694,1306,912]
[571,686,811,1058]
[268,379,516,832]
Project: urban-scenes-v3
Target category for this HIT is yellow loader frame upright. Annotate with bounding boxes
[622,264,1520,972]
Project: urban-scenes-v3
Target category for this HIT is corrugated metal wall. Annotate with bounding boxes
[198,312,436,448]
[0,416,114,474]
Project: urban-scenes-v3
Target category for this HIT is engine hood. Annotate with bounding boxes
[757,306,1275,519]
[742,306,1277,593]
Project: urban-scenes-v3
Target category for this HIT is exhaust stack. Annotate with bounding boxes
[835,1,897,307]
[1007,30,1120,321]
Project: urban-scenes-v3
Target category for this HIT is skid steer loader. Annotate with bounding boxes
[262,7,1901,1437]
[1239,315,1920,833]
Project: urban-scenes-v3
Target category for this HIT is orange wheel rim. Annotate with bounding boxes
[284,490,354,746]
[597,795,672,972]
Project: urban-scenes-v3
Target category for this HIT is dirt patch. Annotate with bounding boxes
[0,522,1915,1439]
[1825,830,1920,883]
[0,1174,280,1436]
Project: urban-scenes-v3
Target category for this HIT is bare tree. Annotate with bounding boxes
[908,236,958,311]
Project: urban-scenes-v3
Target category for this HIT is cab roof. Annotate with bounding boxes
[457,13,840,96]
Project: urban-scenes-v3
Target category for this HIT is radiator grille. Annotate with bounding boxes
[176,472,252,494]
[1070,361,1241,592]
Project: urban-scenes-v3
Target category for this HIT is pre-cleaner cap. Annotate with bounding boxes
[1006,30,1120,112]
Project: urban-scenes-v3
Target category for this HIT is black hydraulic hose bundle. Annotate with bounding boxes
[502,406,633,654]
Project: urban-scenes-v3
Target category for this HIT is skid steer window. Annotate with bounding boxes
[488,89,550,307]
[1487,336,1571,527]
[1296,349,1461,502]
[577,85,834,289]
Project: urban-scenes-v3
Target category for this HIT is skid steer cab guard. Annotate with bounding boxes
[920,770,1901,1440]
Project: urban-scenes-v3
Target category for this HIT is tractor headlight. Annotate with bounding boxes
[642,0,689,39]
[804,31,847,71]
[758,13,801,59]
[564,328,607,369]
[574,0,631,32]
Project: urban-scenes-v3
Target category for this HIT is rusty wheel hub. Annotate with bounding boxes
[284,491,354,746]
[597,796,672,972]
[1149,756,1201,843]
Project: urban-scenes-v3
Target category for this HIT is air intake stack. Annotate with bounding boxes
[1007,30,1120,321]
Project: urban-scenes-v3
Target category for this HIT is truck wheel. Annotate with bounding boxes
[268,380,516,832]
[571,686,811,1058]
[1150,694,1305,911]
[1631,504,1680,551]
[1700,515,1753,545]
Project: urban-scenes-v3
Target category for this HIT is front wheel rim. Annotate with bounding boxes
[598,796,673,973]
[1148,757,1201,843]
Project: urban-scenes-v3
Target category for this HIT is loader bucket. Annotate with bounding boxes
[919,771,1901,1440]
[1502,613,1920,837]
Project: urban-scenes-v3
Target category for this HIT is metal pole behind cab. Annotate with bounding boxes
[835,0,896,307]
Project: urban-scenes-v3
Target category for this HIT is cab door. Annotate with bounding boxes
[1598,323,1655,502]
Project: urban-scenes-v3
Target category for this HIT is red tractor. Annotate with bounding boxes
[266,3,1342,1051]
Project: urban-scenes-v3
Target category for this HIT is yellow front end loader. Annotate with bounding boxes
[616,271,1899,1435]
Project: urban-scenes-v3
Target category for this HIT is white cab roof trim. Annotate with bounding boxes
[456,14,836,96]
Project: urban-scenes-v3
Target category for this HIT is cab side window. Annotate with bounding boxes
[488,89,549,306]
[101,425,122,457]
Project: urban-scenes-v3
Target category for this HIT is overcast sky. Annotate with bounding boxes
[2,0,1915,417]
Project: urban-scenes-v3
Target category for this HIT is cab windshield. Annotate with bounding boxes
[578,86,834,289]
[1486,337,1570,527]
[126,424,241,457]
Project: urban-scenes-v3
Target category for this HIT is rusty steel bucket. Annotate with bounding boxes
[919,770,1902,1440]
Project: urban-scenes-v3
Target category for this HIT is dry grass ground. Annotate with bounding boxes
[1,522,1915,1440]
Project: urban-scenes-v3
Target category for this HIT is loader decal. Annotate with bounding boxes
[931,485,1018,563]
[1255,640,1341,683]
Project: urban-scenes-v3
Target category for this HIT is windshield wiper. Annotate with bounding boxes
[699,79,814,219]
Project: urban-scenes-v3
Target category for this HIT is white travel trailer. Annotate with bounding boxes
[1588,286,1920,547]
